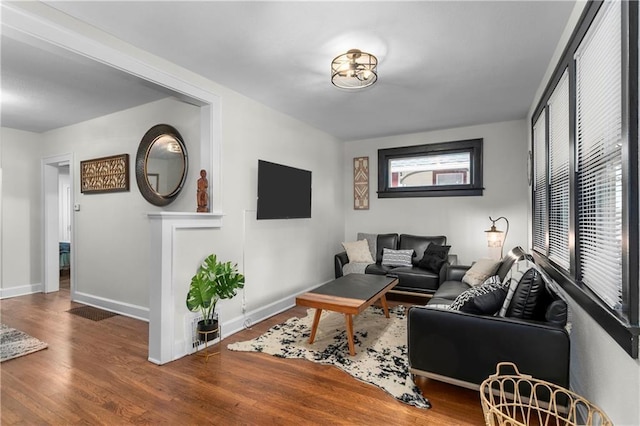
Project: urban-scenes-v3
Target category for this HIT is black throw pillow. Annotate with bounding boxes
[418,243,451,273]
[506,268,543,319]
[460,284,507,315]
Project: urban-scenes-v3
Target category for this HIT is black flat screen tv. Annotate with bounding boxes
[257,160,312,220]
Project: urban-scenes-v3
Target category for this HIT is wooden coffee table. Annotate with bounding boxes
[295,274,399,356]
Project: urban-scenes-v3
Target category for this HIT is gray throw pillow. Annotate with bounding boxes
[381,248,413,267]
[357,232,377,263]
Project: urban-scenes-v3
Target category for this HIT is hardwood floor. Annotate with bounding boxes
[0,290,485,425]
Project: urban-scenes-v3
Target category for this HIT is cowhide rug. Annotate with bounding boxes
[227,305,430,409]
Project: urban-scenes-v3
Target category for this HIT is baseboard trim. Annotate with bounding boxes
[73,291,149,322]
[223,280,330,338]
[172,280,331,361]
[0,283,43,299]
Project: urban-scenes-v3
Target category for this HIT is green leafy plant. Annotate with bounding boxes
[185,254,245,321]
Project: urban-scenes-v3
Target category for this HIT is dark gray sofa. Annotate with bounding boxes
[334,233,457,295]
[407,246,570,390]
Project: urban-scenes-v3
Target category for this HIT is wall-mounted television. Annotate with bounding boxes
[257,160,312,220]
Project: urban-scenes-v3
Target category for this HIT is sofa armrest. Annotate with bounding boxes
[443,264,471,282]
[334,251,349,278]
[407,306,570,388]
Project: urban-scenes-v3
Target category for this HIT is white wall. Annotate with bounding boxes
[0,128,43,297]
[343,120,529,265]
[527,1,640,424]
[1,2,344,365]
[37,97,200,314]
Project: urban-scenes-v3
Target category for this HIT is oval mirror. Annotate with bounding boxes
[135,124,188,206]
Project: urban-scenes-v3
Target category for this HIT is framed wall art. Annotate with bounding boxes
[80,154,130,194]
[354,156,369,210]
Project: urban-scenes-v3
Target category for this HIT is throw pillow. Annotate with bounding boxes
[341,240,375,264]
[461,258,501,286]
[505,267,543,319]
[381,248,414,267]
[498,259,536,317]
[417,243,451,273]
[545,299,568,327]
[357,232,377,263]
[449,275,508,315]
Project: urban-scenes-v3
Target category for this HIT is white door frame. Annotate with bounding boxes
[42,154,74,295]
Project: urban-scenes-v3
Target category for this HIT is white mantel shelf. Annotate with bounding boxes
[147,210,224,365]
[147,211,224,221]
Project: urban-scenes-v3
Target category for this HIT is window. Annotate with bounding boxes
[532,113,547,254]
[575,1,623,311]
[548,70,571,271]
[377,138,483,198]
[531,1,638,358]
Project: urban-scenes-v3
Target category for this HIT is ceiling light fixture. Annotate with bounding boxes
[331,49,378,90]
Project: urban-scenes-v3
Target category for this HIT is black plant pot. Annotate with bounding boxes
[197,318,219,342]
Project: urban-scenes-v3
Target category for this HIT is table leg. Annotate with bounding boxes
[309,309,322,344]
[344,314,355,356]
[380,294,390,318]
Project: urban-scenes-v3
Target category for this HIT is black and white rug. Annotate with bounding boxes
[227,305,430,409]
[0,324,48,362]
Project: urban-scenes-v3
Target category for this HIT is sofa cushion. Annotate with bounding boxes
[375,233,398,263]
[427,296,455,306]
[462,259,501,286]
[381,248,413,267]
[499,259,536,317]
[341,240,375,264]
[417,243,451,273]
[357,232,377,262]
[391,266,440,292]
[449,279,508,315]
[365,263,394,276]
[434,280,471,300]
[399,235,447,266]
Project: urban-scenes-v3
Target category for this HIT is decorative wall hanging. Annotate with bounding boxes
[80,154,130,194]
[354,156,369,210]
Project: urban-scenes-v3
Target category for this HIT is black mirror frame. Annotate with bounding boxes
[135,124,188,206]
[377,138,484,198]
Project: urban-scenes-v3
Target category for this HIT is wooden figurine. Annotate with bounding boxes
[197,169,209,213]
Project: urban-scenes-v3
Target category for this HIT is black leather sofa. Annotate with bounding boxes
[408,247,570,390]
[334,234,457,295]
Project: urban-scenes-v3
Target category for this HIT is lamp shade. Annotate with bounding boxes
[485,216,509,258]
[331,49,378,89]
[486,226,505,247]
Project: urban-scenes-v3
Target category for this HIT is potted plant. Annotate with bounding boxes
[186,254,245,342]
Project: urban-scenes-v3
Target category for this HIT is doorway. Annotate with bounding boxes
[42,154,74,295]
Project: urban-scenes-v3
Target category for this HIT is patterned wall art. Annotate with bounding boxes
[354,156,369,210]
[80,154,130,194]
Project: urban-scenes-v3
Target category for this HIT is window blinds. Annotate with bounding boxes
[548,70,571,270]
[575,1,623,310]
[533,113,547,254]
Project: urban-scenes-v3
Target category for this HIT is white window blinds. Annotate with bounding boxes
[533,113,547,253]
[548,70,571,270]
[575,0,623,310]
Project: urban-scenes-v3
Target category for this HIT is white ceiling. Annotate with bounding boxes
[1,1,575,141]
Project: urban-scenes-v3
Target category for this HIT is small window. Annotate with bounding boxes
[377,138,483,198]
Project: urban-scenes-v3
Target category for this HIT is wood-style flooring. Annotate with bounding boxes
[0,289,485,425]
